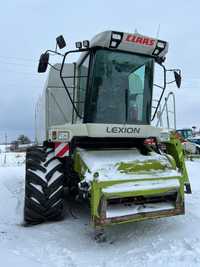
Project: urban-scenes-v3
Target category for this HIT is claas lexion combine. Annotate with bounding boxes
[24,30,191,237]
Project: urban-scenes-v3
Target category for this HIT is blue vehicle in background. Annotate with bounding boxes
[176,128,193,140]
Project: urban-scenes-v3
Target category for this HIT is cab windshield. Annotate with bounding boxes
[84,49,154,124]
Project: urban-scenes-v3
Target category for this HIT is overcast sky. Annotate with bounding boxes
[0,0,199,142]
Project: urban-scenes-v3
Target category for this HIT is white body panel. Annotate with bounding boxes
[35,87,46,144]
[49,123,161,142]
[35,63,75,144]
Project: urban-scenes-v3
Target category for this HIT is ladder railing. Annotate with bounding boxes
[155,91,176,130]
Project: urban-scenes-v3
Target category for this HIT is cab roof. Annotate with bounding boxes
[78,30,168,65]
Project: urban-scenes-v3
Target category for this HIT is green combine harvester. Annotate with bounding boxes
[24,30,191,239]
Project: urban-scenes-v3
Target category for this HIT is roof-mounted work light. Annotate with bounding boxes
[157,41,165,49]
[75,42,82,49]
[153,40,166,56]
[83,40,90,48]
[112,33,122,40]
[110,31,123,48]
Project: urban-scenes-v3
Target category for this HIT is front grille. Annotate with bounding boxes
[107,192,178,206]
[101,191,178,220]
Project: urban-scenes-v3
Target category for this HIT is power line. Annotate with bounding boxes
[0,67,42,76]
[0,54,61,63]
[0,60,36,68]
[1,80,44,87]
[0,55,38,63]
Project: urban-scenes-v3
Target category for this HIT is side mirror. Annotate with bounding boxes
[174,71,181,88]
[38,53,49,73]
[56,35,66,49]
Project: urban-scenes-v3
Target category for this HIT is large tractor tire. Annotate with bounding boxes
[24,146,64,224]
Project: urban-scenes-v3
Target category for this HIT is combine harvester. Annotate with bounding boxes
[24,30,191,239]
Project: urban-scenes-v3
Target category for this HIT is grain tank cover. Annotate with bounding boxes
[90,31,168,61]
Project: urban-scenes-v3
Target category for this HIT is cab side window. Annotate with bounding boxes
[77,55,90,117]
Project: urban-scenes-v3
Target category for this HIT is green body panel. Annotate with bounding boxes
[73,136,189,227]
[74,151,89,179]
[164,134,189,185]
[90,177,184,215]
[117,159,171,172]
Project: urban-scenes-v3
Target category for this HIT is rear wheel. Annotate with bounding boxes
[24,146,64,224]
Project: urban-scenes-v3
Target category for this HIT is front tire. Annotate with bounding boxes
[24,146,64,224]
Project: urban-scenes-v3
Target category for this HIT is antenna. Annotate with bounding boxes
[134,28,138,34]
[156,24,161,39]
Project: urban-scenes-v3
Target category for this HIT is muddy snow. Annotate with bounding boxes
[0,151,200,267]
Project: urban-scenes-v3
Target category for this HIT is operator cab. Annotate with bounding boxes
[37,30,181,143]
[77,48,154,125]
[70,30,175,126]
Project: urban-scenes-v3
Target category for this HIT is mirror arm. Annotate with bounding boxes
[166,68,181,88]
[167,68,181,74]
[60,48,89,119]
[153,83,165,89]
[39,50,64,72]
[151,63,167,121]
[166,80,176,85]
[152,66,181,121]
[55,43,58,53]
[45,49,64,57]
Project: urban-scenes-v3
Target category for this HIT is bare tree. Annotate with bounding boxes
[17,134,31,145]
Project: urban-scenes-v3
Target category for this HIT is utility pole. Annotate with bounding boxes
[4,133,7,165]
[156,24,161,39]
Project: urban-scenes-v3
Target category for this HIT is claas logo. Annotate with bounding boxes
[125,34,155,46]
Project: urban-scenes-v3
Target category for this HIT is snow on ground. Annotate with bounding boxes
[0,144,25,167]
[0,152,200,267]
